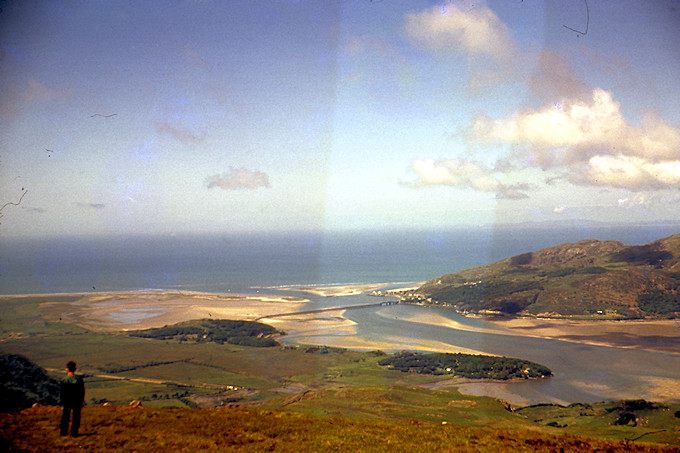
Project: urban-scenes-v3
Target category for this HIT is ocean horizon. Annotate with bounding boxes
[3,223,680,405]
[2,223,679,296]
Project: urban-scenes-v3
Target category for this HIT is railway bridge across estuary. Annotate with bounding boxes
[256,300,398,321]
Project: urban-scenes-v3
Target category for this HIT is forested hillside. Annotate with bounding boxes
[411,234,680,318]
[0,353,60,412]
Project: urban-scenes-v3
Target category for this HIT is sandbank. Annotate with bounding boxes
[486,317,680,354]
[374,305,680,354]
[379,310,511,337]
[31,291,308,332]
[262,309,486,354]
[277,283,387,297]
[10,290,679,355]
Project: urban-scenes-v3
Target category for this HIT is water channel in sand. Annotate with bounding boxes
[272,288,680,406]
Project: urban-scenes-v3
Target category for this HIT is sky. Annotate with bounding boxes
[0,0,679,238]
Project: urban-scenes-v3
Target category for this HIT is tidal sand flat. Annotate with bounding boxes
[487,317,680,354]
[24,288,490,354]
[6,289,680,407]
[380,310,513,338]
[33,291,308,331]
[25,290,680,357]
[278,283,388,297]
[385,306,680,354]
[265,310,487,355]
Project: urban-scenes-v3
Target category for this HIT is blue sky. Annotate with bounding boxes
[1,0,679,238]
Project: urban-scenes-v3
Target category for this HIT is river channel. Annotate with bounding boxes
[273,289,680,406]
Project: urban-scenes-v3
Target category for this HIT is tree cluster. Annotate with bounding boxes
[424,279,543,314]
[0,354,60,412]
[129,319,281,347]
[637,275,680,316]
[378,351,552,380]
[610,245,673,266]
[637,289,680,316]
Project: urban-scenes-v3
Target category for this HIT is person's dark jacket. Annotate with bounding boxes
[60,375,85,407]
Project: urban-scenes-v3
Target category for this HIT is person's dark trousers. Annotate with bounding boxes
[60,405,81,436]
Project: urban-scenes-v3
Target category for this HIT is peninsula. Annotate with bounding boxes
[400,233,680,319]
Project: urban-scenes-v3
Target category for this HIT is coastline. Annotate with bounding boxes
[393,305,680,354]
[485,316,680,354]
[4,287,680,406]
[12,291,308,332]
[264,310,489,355]
[4,287,678,355]
[276,283,389,297]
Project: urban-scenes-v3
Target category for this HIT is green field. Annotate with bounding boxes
[2,294,680,449]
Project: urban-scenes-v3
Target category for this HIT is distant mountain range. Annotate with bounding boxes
[413,234,680,318]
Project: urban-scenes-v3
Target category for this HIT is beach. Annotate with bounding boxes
[376,307,680,354]
[277,283,389,297]
[31,291,308,332]
[11,286,676,356]
[5,286,680,406]
[18,288,486,354]
[263,310,489,355]
[486,316,680,354]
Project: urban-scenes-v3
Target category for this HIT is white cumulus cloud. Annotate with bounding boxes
[408,158,528,199]
[404,1,515,64]
[618,194,647,208]
[471,89,680,190]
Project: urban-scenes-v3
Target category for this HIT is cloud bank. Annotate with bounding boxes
[403,2,680,195]
[206,167,271,190]
[472,89,680,190]
[409,158,529,199]
[404,1,515,63]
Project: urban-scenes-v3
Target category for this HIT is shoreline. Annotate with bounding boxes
[485,316,680,354]
[276,283,388,297]
[389,300,680,355]
[396,306,680,355]
[3,287,678,355]
[7,290,308,333]
[4,288,680,406]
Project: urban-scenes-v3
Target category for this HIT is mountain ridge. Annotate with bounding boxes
[411,233,680,318]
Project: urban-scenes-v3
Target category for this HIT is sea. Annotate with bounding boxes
[2,223,678,296]
[2,223,680,405]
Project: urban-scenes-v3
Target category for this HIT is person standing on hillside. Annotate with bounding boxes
[60,361,85,437]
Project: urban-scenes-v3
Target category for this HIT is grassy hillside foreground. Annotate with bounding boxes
[2,404,678,452]
[2,294,680,450]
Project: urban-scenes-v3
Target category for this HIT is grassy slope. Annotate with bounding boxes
[2,405,677,453]
[2,296,680,449]
[415,233,680,318]
[518,402,680,446]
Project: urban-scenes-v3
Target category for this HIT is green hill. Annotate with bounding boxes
[0,353,60,412]
[412,233,680,318]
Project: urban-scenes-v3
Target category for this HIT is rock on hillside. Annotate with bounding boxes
[413,234,680,318]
